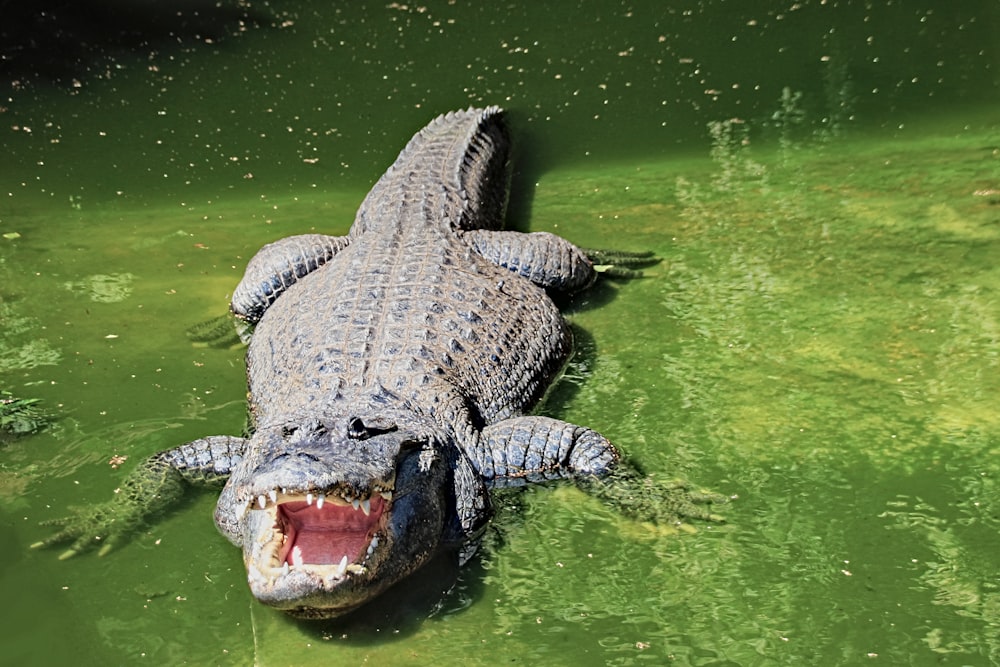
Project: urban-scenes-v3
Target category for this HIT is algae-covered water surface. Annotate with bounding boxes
[2,1,998,665]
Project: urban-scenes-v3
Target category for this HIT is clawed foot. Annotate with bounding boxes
[185,313,253,349]
[579,465,730,528]
[582,248,661,279]
[31,503,142,559]
[634,476,730,525]
[32,454,185,559]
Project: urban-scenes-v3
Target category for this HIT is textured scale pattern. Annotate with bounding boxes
[158,435,247,484]
[477,416,619,486]
[464,229,596,292]
[245,108,574,451]
[233,234,352,323]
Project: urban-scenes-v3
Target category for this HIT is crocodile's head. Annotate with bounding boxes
[216,416,454,618]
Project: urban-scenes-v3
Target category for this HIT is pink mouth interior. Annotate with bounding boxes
[276,496,385,565]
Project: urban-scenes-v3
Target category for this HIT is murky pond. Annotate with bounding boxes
[2,1,998,664]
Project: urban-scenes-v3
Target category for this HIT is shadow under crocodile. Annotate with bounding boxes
[251,490,529,646]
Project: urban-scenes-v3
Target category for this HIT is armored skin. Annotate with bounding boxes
[36,108,720,618]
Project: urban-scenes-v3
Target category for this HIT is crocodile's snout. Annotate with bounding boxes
[236,420,450,617]
[243,419,400,495]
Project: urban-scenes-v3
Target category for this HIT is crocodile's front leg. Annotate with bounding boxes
[475,415,619,483]
[32,435,247,558]
[232,233,351,323]
[474,416,725,525]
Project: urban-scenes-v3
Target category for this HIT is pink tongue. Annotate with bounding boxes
[278,501,374,565]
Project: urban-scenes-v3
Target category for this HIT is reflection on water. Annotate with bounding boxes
[1,0,998,665]
[62,272,135,303]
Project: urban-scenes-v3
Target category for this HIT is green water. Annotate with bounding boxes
[2,1,998,665]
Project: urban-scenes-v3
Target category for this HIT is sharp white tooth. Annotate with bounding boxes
[306,492,314,506]
[335,555,348,577]
[281,562,290,576]
[257,495,266,509]
[317,494,325,509]
[360,498,371,516]
[291,546,304,567]
[351,498,360,511]
[380,491,393,501]
[268,489,277,504]
[248,564,264,585]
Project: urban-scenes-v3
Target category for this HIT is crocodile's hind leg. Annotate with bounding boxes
[186,233,350,347]
[462,229,657,293]
[232,233,351,323]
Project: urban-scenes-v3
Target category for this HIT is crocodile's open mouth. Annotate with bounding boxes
[246,486,393,585]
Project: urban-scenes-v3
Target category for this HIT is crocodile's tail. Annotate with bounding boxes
[353,107,511,234]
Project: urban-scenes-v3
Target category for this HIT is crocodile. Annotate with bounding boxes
[34,107,721,618]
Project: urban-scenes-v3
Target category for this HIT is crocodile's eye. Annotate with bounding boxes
[282,425,298,438]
